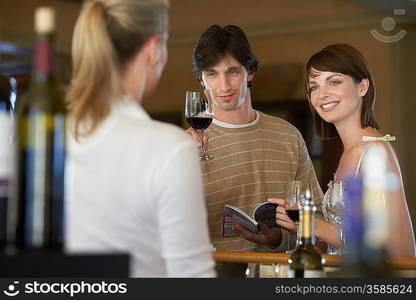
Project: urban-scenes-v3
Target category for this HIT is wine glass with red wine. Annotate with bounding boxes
[285,180,311,250]
[185,91,214,160]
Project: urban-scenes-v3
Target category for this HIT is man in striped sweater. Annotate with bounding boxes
[189,25,323,275]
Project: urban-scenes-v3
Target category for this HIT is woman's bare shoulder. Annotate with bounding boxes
[337,146,364,179]
[361,141,402,176]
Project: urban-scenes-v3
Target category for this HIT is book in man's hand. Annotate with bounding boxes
[222,202,278,238]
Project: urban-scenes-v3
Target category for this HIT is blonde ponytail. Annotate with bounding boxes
[66,0,169,138]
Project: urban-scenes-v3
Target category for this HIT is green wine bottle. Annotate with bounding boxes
[288,197,325,278]
[11,6,66,251]
[0,87,12,249]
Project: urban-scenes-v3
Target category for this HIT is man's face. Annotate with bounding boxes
[201,54,253,112]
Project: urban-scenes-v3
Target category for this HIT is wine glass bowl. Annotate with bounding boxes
[322,179,345,255]
[285,180,312,250]
[185,91,214,160]
[322,180,344,227]
[285,180,311,220]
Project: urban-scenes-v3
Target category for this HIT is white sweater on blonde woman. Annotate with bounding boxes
[65,98,216,277]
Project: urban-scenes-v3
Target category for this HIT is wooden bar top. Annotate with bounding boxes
[212,251,416,270]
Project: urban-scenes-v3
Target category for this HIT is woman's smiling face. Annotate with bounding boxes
[308,69,368,126]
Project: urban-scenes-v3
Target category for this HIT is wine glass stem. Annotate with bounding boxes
[197,130,207,156]
[295,222,301,246]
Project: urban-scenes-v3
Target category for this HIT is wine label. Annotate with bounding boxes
[288,269,325,278]
[303,270,325,278]
[35,41,56,74]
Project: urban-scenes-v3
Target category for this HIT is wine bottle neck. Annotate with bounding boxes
[34,34,56,76]
[300,237,313,246]
[301,207,312,237]
[300,202,316,244]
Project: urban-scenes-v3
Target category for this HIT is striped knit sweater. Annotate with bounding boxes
[201,111,323,252]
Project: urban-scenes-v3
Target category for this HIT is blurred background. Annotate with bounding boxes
[1,0,415,236]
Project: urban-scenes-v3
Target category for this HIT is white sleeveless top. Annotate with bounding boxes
[322,139,392,253]
[322,139,381,218]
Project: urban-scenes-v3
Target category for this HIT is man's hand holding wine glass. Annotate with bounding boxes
[186,127,208,153]
[184,91,214,160]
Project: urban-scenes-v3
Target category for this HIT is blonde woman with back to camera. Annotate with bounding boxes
[65,0,216,277]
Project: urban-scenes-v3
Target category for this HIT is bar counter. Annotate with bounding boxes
[212,251,416,270]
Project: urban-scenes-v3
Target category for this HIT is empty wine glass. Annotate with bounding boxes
[285,180,311,250]
[322,179,345,255]
[184,91,214,160]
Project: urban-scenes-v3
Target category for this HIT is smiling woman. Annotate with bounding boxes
[308,70,367,125]
[305,44,378,139]
[278,43,416,258]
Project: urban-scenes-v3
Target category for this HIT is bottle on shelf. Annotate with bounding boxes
[9,6,66,252]
[288,194,325,278]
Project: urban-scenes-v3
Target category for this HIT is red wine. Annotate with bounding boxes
[287,209,300,222]
[186,117,212,130]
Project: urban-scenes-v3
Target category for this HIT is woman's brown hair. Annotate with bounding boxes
[305,43,379,139]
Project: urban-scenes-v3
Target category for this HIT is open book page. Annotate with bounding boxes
[222,205,259,238]
[222,202,278,238]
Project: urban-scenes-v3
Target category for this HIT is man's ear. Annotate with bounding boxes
[248,72,254,84]
[200,81,206,89]
[144,35,160,66]
[359,78,369,97]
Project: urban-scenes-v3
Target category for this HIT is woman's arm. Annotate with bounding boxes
[384,143,416,257]
[155,139,216,277]
[315,217,341,248]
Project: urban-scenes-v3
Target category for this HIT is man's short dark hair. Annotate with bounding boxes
[192,25,258,87]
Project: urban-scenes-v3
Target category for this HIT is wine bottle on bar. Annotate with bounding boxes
[0,89,11,250]
[360,144,392,276]
[338,174,366,276]
[288,195,325,278]
[340,145,393,277]
[10,6,66,251]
